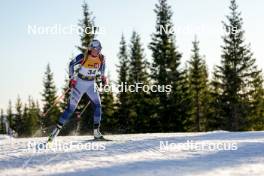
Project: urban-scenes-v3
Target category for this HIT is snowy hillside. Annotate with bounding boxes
[0,131,264,176]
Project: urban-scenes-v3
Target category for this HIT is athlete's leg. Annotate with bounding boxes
[58,82,85,125]
[48,79,86,142]
[85,81,103,139]
[85,81,102,125]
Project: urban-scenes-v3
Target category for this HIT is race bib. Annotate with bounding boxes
[79,67,98,77]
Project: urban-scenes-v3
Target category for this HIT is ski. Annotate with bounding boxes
[89,138,113,142]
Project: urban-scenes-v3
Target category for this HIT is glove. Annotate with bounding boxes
[101,76,107,86]
[69,79,77,88]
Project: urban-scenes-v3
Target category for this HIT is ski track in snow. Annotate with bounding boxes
[0,131,264,176]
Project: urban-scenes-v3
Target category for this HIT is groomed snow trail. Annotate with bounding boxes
[0,131,264,176]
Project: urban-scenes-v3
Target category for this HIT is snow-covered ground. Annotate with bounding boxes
[0,131,264,176]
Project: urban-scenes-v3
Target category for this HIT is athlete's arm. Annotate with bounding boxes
[99,56,107,85]
[99,56,106,77]
[69,54,84,79]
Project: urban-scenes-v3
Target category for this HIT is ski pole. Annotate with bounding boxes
[77,101,91,119]
[42,87,71,117]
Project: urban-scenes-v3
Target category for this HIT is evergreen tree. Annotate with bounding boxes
[6,100,13,130]
[22,103,29,136]
[0,109,5,134]
[176,68,192,132]
[129,32,149,84]
[34,100,43,136]
[116,35,130,132]
[248,73,264,130]
[101,74,116,132]
[128,31,150,133]
[24,97,40,137]
[41,64,60,134]
[149,0,184,131]
[212,0,262,131]
[77,2,95,53]
[14,96,24,136]
[207,67,225,130]
[187,37,210,132]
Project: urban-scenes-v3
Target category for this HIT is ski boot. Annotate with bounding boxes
[48,122,63,143]
[93,124,105,141]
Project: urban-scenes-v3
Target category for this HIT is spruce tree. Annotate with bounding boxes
[6,100,13,131]
[77,2,95,53]
[207,67,225,130]
[22,103,29,136]
[24,97,40,137]
[116,35,130,132]
[14,96,24,136]
[212,0,262,131]
[0,109,5,134]
[41,64,60,134]
[149,0,183,131]
[101,74,116,132]
[128,31,150,133]
[248,73,264,130]
[34,101,42,136]
[176,68,192,132]
[187,37,210,132]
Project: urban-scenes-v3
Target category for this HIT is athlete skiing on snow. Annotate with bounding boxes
[48,39,107,142]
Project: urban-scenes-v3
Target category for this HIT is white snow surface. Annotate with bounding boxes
[0,131,264,176]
